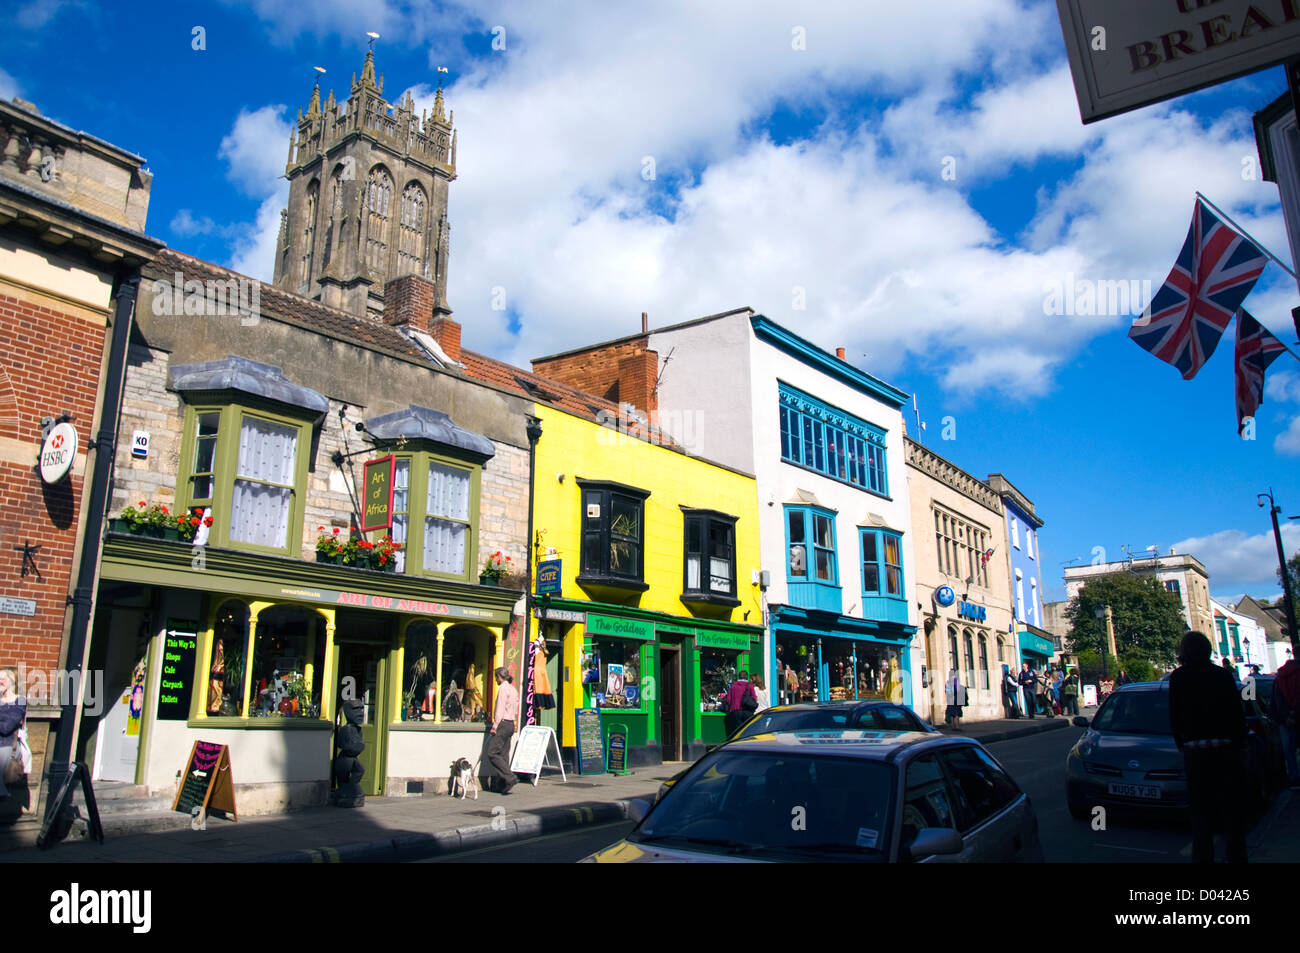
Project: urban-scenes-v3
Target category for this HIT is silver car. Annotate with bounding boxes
[584,730,1042,862]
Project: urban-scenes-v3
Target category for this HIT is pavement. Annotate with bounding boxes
[5,710,1296,862]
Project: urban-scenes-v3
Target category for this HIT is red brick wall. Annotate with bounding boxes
[532,338,658,411]
[0,290,106,674]
[383,274,434,331]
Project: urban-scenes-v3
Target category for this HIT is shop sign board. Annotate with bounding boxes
[934,586,956,607]
[607,723,629,775]
[585,613,654,640]
[536,559,562,595]
[172,740,238,822]
[957,600,987,622]
[1056,0,1300,124]
[575,708,605,775]
[510,725,562,780]
[695,628,753,651]
[360,455,395,532]
[535,606,586,623]
[38,421,78,484]
[157,626,199,720]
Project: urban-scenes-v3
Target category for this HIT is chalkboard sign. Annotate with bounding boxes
[156,627,199,720]
[607,723,628,775]
[575,708,605,775]
[361,455,395,532]
[172,740,238,822]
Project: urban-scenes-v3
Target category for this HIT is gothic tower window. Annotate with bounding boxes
[301,179,318,290]
[322,168,344,267]
[398,183,426,276]
[366,166,392,271]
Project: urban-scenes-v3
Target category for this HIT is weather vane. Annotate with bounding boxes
[366,31,380,51]
[437,65,449,89]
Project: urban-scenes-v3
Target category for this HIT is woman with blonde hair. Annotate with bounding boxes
[0,666,28,800]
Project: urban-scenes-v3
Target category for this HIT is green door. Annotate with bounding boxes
[336,642,389,797]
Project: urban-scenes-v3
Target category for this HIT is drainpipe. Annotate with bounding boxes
[45,271,140,828]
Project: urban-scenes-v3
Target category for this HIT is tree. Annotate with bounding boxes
[1277,551,1300,603]
[1065,572,1184,668]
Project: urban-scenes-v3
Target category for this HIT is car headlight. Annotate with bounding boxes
[1072,741,1093,759]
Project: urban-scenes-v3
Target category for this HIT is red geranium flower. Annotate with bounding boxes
[203,516,214,527]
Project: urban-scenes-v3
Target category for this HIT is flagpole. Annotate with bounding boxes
[1195,191,1298,279]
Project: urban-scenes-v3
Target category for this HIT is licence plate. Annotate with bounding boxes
[1108,782,1161,800]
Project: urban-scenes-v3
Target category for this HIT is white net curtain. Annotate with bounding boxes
[229,416,297,548]
[425,461,469,574]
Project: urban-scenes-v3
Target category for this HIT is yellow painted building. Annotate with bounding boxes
[529,404,764,767]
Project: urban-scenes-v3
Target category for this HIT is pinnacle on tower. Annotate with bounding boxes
[306,82,321,119]
[432,87,446,124]
[359,49,378,90]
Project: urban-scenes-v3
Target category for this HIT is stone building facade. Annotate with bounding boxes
[905,438,1015,724]
[272,50,456,321]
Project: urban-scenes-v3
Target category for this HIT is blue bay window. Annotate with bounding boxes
[785,505,840,613]
[778,383,888,496]
[860,528,908,625]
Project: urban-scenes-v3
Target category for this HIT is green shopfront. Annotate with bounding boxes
[89,532,521,811]
[541,598,763,768]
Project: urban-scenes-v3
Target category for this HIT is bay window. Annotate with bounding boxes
[578,480,649,587]
[683,509,738,604]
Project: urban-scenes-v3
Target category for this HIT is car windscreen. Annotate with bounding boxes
[632,749,893,860]
[736,710,851,738]
[1248,677,1273,708]
[1092,691,1171,735]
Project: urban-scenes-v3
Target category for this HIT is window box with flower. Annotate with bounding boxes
[110,501,214,541]
[314,527,402,572]
[479,551,512,586]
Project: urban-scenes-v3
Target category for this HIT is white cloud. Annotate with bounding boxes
[170,209,218,237]
[218,106,292,198]
[1173,522,1300,596]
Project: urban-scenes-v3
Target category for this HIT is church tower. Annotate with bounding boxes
[273,50,456,321]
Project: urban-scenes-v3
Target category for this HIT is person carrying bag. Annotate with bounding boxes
[0,666,29,800]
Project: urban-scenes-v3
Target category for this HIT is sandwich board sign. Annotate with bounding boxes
[1056,0,1300,123]
[172,740,238,825]
[509,725,566,786]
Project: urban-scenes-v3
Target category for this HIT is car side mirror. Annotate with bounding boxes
[908,827,963,859]
[627,797,652,824]
[1072,716,1090,728]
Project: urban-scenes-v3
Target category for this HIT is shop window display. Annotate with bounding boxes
[699,648,742,713]
[586,638,642,710]
[823,640,903,701]
[207,599,250,716]
[247,605,326,718]
[438,625,490,722]
[774,639,817,705]
[402,621,437,721]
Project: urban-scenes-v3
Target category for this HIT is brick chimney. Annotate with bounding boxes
[534,338,657,414]
[384,273,461,362]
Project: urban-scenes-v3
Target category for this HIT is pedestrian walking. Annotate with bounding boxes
[1269,657,1299,788]
[724,670,758,737]
[752,675,770,712]
[944,671,967,729]
[487,667,519,794]
[1018,662,1038,720]
[1169,631,1249,863]
[1061,668,1080,716]
[0,666,28,802]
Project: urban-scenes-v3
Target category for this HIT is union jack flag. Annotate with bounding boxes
[1128,198,1267,380]
[1234,309,1288,433]
[981,547,995,567]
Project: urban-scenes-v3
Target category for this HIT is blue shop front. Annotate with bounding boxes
[770,605,916,709]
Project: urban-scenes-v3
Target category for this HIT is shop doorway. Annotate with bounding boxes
[336,641,390,797]
[660,645,682,761]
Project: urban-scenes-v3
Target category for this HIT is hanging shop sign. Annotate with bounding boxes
[957,600,987,622]
[172,740,238,822]
[38,421,78,484]
[1056,0,1300,124]
[536,559,562,595]
[156,626,199,720]
[934,586,956,607]
[360,455,395,532]
[575,708,605,775]
[585,613,654,640]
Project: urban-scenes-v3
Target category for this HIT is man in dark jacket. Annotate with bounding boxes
[1168,632,1248,863]
[1018,663,1038,719]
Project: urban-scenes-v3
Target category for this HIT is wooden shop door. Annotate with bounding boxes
[335,641,389,797]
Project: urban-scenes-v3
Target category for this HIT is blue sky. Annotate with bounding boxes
[3,0,1298,603]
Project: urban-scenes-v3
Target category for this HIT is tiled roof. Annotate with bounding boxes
[459,349,681,450]
[147,248,441,370]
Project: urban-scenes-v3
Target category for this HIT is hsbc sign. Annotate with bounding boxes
[39,422,78,484]
[1056,0,1300,123]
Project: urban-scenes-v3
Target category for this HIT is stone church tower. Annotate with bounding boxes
[272,50,456,321]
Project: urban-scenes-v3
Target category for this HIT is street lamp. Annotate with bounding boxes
[1243,636,1251,666]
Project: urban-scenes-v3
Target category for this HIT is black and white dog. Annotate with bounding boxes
[449,757,479,800]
